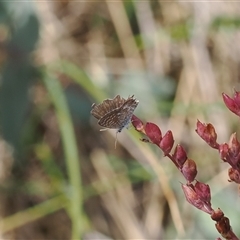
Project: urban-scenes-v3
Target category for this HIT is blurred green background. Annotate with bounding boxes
[0,1,240,239]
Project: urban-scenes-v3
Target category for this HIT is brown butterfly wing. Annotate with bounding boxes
[103,95,126,110]
[91,95,126,120]
[91,103,105,119]
[117,96,139,124]
[98,108,124,129]
[98,95,139,130]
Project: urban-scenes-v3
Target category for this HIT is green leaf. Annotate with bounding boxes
[0,60,37,152]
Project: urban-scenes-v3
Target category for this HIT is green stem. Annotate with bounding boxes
[43,73,83,239]
[1,195,68,233]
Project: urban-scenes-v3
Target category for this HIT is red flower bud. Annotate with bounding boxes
[172,144,187,167]
[222,92,240,117]
[145,122,162,145]
[212,209,235,238]
[228,133,240,168]
[196,120,218,149]
[219,135,240,169]
[182,184,205,210]
[229,133,240,156]
[228,167,240,184]
[219,143,229,162]
[181,159,197,183]
[131,115,145,133]
[182,184,213,214]
[195,181,211,203]
[215,216,231,237]
[159,131,174,154]
[211,208,224,221]
[233,90,240,105]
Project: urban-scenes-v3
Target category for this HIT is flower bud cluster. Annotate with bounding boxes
[131,106,239,239]
[222,91,240,117]
[131,115,197,183]
[194,91,240,185]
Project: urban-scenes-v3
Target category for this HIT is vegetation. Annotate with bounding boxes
[0,1,240,239]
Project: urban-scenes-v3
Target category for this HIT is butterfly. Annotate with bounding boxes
[91,95,139,148]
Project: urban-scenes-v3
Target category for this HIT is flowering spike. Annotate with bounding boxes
[222,92,240,117]
[159,131,174,154]
[196,120,219,149]
[172,144,187,167]
[181,159,197,183]
[145,122,162,145]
